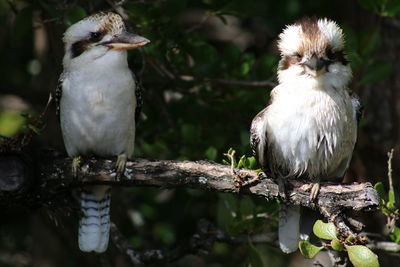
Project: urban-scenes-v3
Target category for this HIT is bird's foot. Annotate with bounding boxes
[71,156,82,179]
[234,170,262,188]
[310,182,320,201]
[115,153,127,180]
[277,178,288,201]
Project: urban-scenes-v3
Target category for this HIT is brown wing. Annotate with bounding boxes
[250,108,270,172]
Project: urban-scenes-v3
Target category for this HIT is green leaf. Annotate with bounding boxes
[313,220,337,240]
[248,239,264,267]
[0,110,26,137]
[222,159,230,165]
[331,239,344,251]
[361,60,392,84]
[389,226,400,243]
[374,182,386,201]
[388,189,396,204]
[205,146,218,161]
[298,241,323,259]
[382,0,400,17]
[237,155,246,168]
[241,62,250,76]
[247,156,257,170]
[346,245,380,267]
[64,6,87,26]
[153,222,175,245]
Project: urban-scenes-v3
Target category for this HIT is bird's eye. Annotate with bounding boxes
[89,31,102,42]
[294,53,302,60]
[326,50,336,61]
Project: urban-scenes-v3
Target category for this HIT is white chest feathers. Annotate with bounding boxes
[264,82,357,180]
[60,52,137,158]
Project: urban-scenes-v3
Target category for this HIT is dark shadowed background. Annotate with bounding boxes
[0,0,399,266]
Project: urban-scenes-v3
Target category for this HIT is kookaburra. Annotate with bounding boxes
[56,12,149,253]
[250,17,360,253]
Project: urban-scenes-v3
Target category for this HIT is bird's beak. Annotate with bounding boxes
[301,54,328,76]
[97,32,150,50]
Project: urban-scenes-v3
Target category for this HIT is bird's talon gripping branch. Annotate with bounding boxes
[277,178,288,201]
[234,171,260,188]
[115,153,127,180]
[310,182,320,201]
[71,156,82,179]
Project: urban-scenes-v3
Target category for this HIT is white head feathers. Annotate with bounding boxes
[278,17,344,56]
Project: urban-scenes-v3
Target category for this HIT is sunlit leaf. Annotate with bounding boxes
[313,220,337,240]
[390,226,400,243]
[346,245,380,267]
[237,155,246,168]
[388,189,396,204]
[0,110,26,137]
[299,241,323,259]
[331,239,344,251]
[247,156,257,170]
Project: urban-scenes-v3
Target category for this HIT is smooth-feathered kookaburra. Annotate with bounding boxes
[250,17,360,253]
[56,12,149,253]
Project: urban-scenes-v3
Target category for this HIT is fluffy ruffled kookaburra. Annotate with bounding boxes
[250,17,360,253]
[56,12,149,253]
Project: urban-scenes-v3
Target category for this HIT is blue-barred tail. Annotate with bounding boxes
[78,186,111,253]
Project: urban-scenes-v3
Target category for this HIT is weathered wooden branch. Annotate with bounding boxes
[0,151,379,222]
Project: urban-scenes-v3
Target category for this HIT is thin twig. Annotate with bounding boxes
[178,75,276,87]
[387,148,394,194]
[223,149,236,175]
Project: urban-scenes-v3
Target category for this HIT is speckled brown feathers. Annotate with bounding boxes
[67,12,126,59]
[88,12,126,35]
[295,17,330,57]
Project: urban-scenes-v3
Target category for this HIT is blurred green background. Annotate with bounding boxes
[1,0,400,266]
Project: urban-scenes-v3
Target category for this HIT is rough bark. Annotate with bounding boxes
[0,151,380,222]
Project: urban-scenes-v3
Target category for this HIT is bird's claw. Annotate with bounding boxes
[71,156,81,179]
[277,178,288,201]
[310,182,320,201]
[115,153,127,180]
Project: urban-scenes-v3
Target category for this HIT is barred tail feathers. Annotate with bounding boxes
[79,185,111,253]
[279,204,300,253]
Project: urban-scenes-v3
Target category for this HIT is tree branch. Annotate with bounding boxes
[0,151,379,222]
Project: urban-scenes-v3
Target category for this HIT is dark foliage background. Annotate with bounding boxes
[0,0,399,266]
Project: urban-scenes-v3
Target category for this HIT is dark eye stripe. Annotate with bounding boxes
[326,48,349,65]
[70,40,89,58]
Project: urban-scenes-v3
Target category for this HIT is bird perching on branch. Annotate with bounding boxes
[56,12,150,253]
[250,17,361,253]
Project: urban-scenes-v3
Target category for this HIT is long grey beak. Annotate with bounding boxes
[97,32,150,50]
[302,54,327,71]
